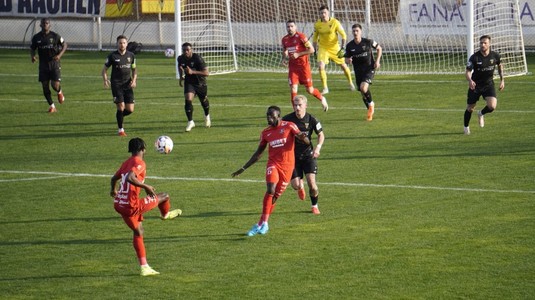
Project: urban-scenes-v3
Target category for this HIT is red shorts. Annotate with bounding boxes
[288,66,313,87]
[114,195,159,230]
[266,164,293,198]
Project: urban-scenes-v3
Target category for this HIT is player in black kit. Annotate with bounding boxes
[344,23,382,121]
[30,18,67,113]
[101,35,138,136]
[282,95,325,215]
[177,42,210,132]
[463,35,504,135]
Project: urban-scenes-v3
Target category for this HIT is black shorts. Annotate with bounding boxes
[467,83,496,104]
[38,61,61,82]
[355,68,375,90]
[111,81,135,104]
[292,156,318,179]
[184,83,208,100]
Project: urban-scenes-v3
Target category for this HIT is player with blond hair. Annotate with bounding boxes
[283,95,325,215]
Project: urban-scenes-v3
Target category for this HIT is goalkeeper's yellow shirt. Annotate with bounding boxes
[312,17,346,49]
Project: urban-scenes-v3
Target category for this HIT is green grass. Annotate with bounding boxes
[0,49,534,299]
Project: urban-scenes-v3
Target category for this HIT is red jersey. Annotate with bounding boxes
[281,31,311,69]
[113,156,146,210]
[259,121,301,169]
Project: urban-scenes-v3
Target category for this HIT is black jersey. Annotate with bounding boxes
[282,112,323,159]
[30,31,65,65]
[467,50,501,85]
[104,50,136,85]
[345,38,379,71]
[177,53,207,86]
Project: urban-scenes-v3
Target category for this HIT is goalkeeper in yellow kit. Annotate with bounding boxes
[312,5,355,94]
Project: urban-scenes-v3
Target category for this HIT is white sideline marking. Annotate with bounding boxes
[0,175,68,183]
[1,170,533,194]
[0,98,534,114]
[1,73,534,85]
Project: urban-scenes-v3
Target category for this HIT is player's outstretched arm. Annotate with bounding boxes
[231,144,266,177]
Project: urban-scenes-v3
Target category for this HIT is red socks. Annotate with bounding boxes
[312,88,323,101]
[259,193,276,225]
[133,235,147,265]
[158,199,170,217]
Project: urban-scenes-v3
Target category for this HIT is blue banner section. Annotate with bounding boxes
[0,0,105,17]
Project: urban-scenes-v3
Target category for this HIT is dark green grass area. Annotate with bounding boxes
[0,49,534,299]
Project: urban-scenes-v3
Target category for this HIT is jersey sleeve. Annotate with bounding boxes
[299,33,312,49]
[259,130,268,147]
[113,163,123,178]
[104,53,112,68]
[57,33,65,46]
[196,55,207,70]
[466,54,475,71]
[312,117,323,134]
[371,39,379,49]
[335,19,347,40]
[288,121,301,135]
[312,21,320,43]
[131,160,145,178]
[176,55,183,73]
[343,41,352,58]
[30,36,37,50]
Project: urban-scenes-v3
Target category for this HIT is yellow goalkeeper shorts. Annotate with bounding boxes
[317,46,345,65]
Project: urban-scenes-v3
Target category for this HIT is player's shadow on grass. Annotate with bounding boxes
[175,138,259,146]
[0,121,115,129]
[0,274,142,282]
[0,131,118,140]
[0,216,117,225]
[0,237,130,247]
[176,208,312,219]
[0,121,120,140]
[154,211,258,219]
[328,132,461,141]
[146,233,251,242]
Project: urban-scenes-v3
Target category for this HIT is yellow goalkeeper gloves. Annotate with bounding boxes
[337,47,345,59]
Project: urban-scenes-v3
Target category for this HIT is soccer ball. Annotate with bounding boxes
[155,136,174,154]
[164,48,175,58]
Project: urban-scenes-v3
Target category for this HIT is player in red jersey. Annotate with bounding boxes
[232,106,310,236]
[281,20,329,112]
[110,137,182,276]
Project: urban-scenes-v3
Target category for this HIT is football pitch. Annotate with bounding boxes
[1,49,534,299]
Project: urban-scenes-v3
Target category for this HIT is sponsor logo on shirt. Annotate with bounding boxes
[270,138,287,148]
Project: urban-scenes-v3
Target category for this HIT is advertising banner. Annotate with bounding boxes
[141,0,185,14]
[0,0,134,17]
[400,0,535,35]
[105,0,133,17]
